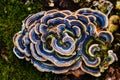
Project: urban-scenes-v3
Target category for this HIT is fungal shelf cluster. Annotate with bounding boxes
[13,8,118,77]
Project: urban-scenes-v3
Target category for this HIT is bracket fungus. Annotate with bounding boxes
[13,8,118,77]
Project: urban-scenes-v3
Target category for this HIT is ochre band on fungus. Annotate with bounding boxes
[13,8,118,77]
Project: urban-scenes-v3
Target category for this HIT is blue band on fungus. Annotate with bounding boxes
[24,12,45,27]
[30,43,47,61]
[24,45,31,57]
[98,31,113,43]
[81,63,101,77]
[77,14,89,25]
[31,58,82,74]
[79,36,101,67]
[13,8,117,77]
[57,24,66,35]
[87,15,96,23]
[72,26,81,37]
[87,23,96,36]
[35,42,80,67]
[65,15,78,20]
[41,12,66,24]
[76,8,108,28]
[13,47,24,59]
[51,34,75,56]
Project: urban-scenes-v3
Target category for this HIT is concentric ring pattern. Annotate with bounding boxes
[13,8,117,77]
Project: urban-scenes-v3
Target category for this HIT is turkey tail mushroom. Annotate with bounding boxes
[13,8,117,77]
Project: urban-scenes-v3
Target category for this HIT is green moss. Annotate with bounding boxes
[0,0,53,80]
